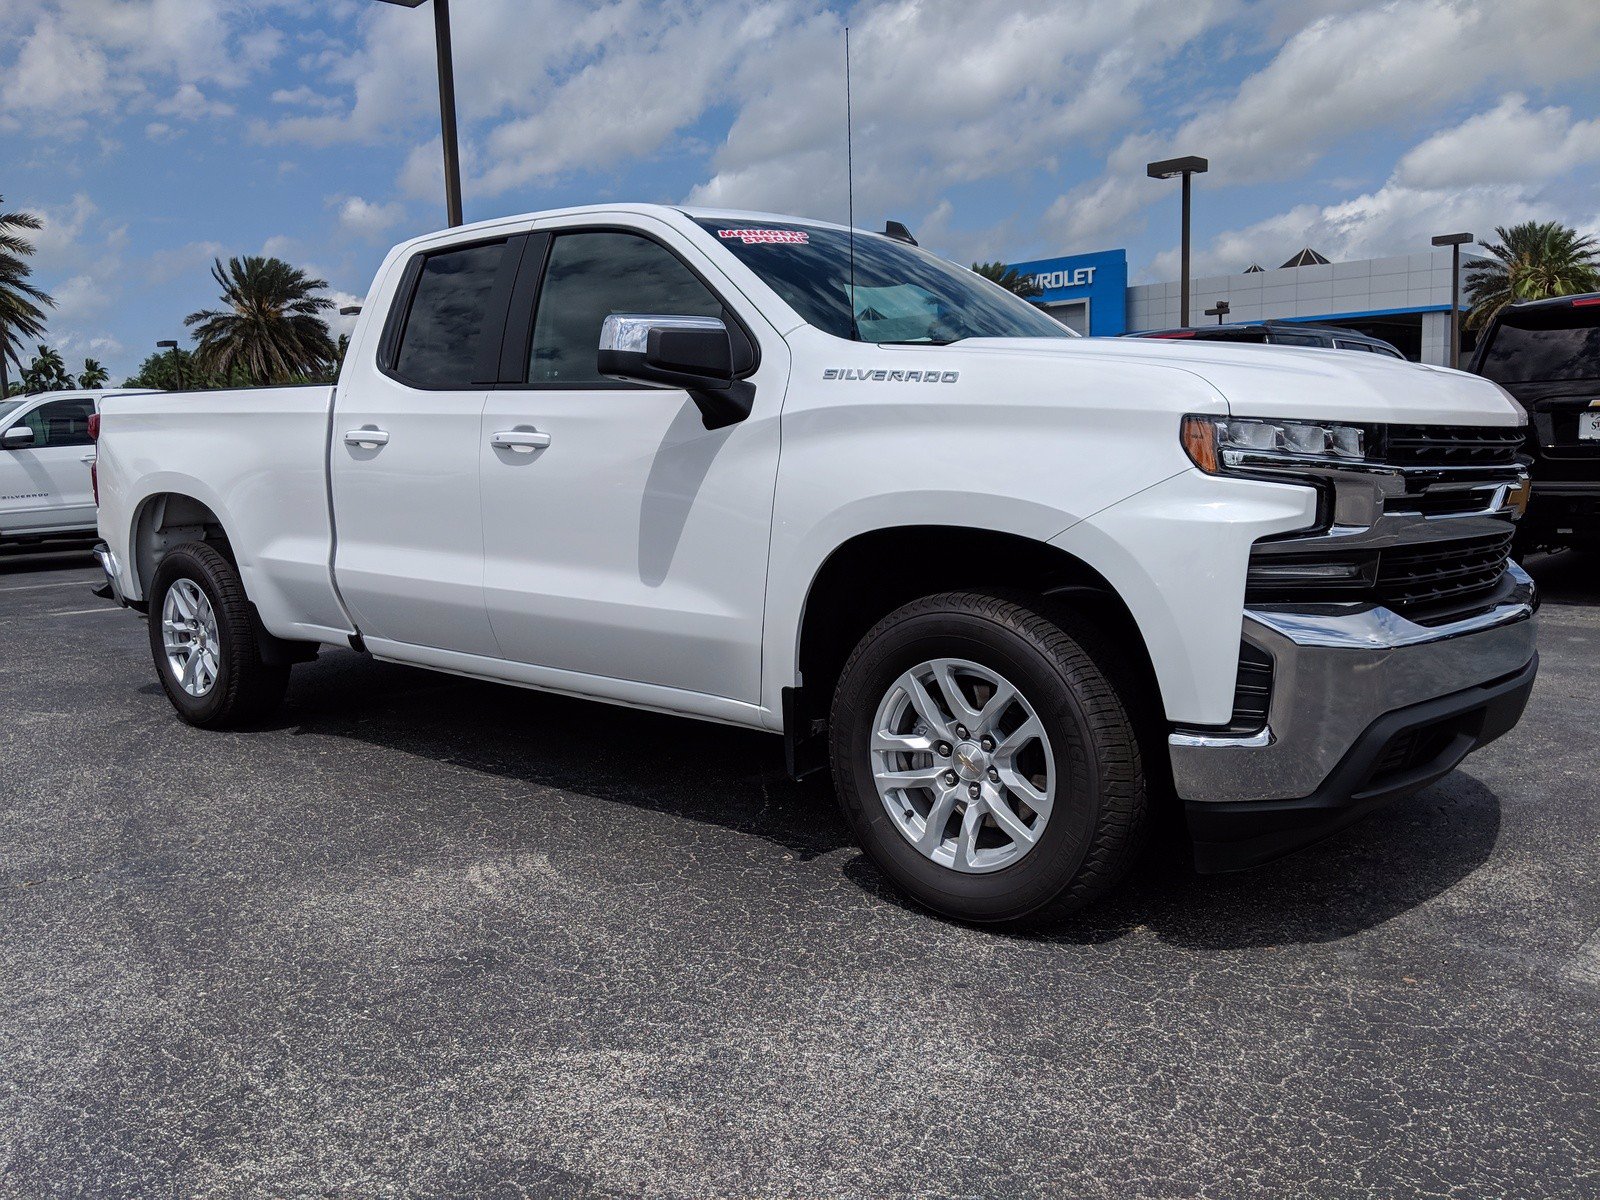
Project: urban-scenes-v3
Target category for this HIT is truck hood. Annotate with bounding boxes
[951,337,1526,427]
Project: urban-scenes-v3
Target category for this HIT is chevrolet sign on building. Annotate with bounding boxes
[1005,248,1128,336]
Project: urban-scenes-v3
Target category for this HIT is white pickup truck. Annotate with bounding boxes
[93,204,1539,922]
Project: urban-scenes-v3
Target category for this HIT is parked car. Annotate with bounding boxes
[91,205,1537,923]
[1130,320,1407,358]
[1469,291,1600,554]
[0,389,157,544]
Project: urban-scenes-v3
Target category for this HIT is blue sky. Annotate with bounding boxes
[3,0,1599,381]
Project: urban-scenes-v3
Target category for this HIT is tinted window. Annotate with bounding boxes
[0,400,22,423]
[24,397,94,447]
[1479,310,1600,383]
[695,219,1070,345]
[530,232,723,385]
[1335,339,1377,352]
[394,240,508,388]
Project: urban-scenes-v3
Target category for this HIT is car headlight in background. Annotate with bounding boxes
[1181,415,1371,475]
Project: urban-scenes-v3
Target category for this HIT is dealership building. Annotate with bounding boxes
[1006,246,1480,364]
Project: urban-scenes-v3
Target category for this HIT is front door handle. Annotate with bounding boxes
[490,429,552,453]
[344,428,389,449]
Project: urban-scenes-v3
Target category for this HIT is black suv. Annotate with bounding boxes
[1128,320,1407,358]
[1470,292,1600,554]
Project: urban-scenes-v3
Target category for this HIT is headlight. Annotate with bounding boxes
[1181,415,1371,475]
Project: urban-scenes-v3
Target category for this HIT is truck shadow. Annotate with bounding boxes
[267,648,1503,951]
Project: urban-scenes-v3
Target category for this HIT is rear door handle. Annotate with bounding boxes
[490,429,552,453]
[344,428,389,449]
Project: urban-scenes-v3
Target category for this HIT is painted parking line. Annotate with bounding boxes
[0,580,100,593]
[41,606,122,618]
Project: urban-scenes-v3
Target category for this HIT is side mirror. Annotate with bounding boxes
[597,314,755,430]
[1,426,35,450]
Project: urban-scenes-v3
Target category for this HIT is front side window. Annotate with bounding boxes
[529,232,724,385]
[25,397,95,447]
[394,240,509,388]
[696,219,1071,345]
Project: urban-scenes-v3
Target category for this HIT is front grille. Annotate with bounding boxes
[1246,529,1514,621]
[1373,530,1514,616]
[1384,424,1525,469]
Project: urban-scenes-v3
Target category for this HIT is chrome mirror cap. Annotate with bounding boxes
[598,313,727,355]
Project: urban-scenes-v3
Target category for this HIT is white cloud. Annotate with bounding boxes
[155,83,235,121]
[1396,95,1600,189]
[1151,181,1560,281]
[333,195,406,240]
[1047,0,1600,253]
[0,0,281,136]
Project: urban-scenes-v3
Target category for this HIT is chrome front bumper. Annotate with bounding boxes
[1170,559,1538,807]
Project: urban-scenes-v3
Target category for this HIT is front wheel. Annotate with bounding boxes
[829,592,1148,924]
[147,541,289,728]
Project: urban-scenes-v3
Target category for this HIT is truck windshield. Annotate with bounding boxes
[694,218,1072,345]
[1478,306,1600,383]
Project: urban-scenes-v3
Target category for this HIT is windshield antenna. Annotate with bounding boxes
[845,25,859,341]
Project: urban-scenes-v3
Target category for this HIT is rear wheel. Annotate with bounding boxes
[829,592,1147,923]
[147,541,289,728]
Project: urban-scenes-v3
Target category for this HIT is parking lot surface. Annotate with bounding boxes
[1,541,1596,1199]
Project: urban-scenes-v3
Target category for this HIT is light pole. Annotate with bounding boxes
[1148,155,1209,327]
[1432,231,1473,368]
[1204,300,1230,325]
[374,0,463,227]
[156,340,184,390]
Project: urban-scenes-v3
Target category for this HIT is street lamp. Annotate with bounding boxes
[1148,155,1209,327]
[373,0,463,228]
[1432,231,1473,368]
[156,340,184,390]
[1204,300,1230,325]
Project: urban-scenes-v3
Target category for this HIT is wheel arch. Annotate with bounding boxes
[783,524,1167,776]
[127,488,238,605]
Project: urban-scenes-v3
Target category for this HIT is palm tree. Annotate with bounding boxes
[0,196,54,399]
[77,358,108,389]
[970,261,1043,300]
[20,344,72,393]
[1465,221,1600,329]
[185,256,337,385]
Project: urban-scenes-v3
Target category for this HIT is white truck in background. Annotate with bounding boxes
[0,389,156,543]
[92,204,1538,922]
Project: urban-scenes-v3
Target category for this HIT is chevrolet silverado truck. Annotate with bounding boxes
[92,205,1539,922]
[1469,290,1600,554]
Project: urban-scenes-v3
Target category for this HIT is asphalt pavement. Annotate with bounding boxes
[1,539,1595,1198]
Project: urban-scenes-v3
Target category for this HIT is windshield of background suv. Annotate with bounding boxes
[1479,307,1600,383]
[694,219,1073,345]
[0,400,21,423]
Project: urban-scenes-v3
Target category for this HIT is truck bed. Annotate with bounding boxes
[95,385,353,646]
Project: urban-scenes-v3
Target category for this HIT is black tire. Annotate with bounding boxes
[147,541,290,728]
[829,592,1148,924]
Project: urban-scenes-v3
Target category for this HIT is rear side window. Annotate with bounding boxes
[24,397,95,447]
[1335,339,1377,352]
[529,232,725,385]
[393,240,509,388]
[1478,310,1600,383]
[1272,332,1326,348]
